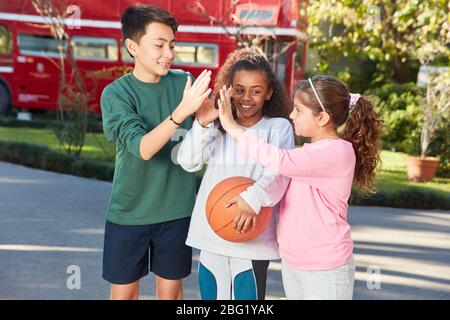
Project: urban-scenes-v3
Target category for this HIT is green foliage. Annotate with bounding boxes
[366,83,424,154]
[350,186,450,210]
[0,126,115,162]
[307,0,450,85]
[0,115,103,133]
[366,82,448,176]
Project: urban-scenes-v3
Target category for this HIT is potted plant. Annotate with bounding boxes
[407,70,450,182]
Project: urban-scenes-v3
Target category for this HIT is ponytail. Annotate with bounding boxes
[342,96,383,191]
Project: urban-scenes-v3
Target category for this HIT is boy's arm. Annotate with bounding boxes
[102,70,212,161]
[139,70,211,161]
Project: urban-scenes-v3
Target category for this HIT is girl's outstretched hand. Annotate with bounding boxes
[217,85,245,140]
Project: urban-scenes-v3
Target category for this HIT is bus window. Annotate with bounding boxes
[262,39,286,84]
[18,34,66,58]
[0,25,12,55]
[240,10,274,22]
[72,36,118,62]
[174,43,218,67]
[120,44,134,63]
[197,46,216,65]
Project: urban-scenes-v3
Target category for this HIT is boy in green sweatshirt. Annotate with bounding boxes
[101,4,212,300]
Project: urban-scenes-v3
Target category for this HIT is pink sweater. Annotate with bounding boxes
[238,131,355,270]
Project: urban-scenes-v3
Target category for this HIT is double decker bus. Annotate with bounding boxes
[0,0,308,113]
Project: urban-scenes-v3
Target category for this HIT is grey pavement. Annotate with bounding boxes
[0,160,449,300]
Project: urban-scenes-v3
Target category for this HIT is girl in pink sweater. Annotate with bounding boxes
[217,75,382,299]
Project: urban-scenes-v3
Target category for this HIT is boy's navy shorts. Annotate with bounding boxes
[102,216,192,285]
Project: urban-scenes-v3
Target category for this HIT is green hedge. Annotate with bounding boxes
[350,187,449,210]
[366,82,424,154]
[0,140,205,189]
[0,141,448,210]
[0,116,103,133]
[0,141,114,181]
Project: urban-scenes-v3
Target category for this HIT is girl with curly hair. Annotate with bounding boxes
[177,48,295,300]
[217,74,382,300]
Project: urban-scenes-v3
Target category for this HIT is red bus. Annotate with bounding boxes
[0,0,308,114]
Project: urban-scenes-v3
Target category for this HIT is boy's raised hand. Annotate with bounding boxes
[179,70,212,118]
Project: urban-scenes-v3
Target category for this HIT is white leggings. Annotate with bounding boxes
[281,257,355,300]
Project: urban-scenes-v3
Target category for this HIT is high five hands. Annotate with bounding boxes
[217,85,245,140]
[177,70,213,121]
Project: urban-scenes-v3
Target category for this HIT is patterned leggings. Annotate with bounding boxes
[198,250,270,300]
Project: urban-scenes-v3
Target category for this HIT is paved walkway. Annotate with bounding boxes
[0,161,449,299]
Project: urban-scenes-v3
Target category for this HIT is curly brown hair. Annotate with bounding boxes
[295,75,383,191]
[213,48,292,124]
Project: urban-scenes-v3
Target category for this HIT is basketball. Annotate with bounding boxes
[206,176,272,242]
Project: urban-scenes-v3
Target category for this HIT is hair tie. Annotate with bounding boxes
[349,93,361,110]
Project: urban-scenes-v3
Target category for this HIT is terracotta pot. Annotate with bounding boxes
[406,156,440,182]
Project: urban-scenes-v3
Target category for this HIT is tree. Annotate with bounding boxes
[31,0,91,157]
[420,70,450,158]
[307,0,450,85]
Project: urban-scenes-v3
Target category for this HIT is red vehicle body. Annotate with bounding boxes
[0,0,307,113]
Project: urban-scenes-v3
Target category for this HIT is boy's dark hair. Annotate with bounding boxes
[121,4,179,56]
[295,75,383,191]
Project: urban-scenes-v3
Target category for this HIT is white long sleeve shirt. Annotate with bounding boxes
[176,116,295,260]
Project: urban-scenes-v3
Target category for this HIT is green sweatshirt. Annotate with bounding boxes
[100,70,196,225]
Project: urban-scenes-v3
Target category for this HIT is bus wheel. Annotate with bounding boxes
[0,84,11,114]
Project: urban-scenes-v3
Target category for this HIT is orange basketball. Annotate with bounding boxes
[206,176,272,242]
